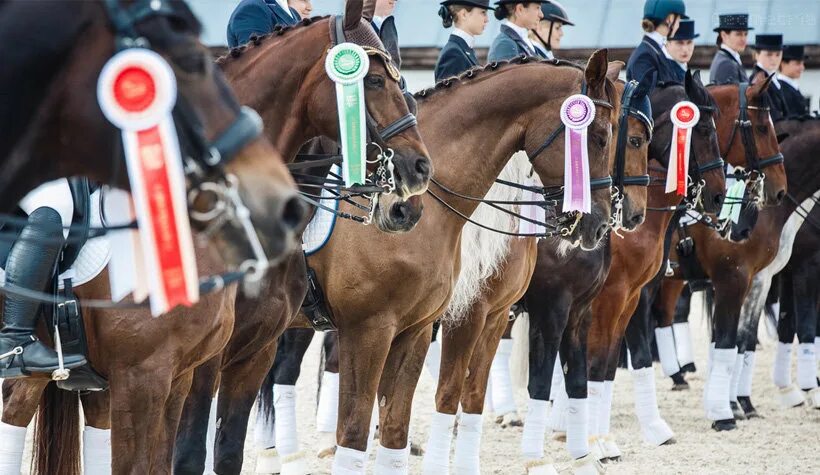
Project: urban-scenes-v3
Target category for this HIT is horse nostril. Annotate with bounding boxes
[281,195,307,232]
[630,213,645,226]
[390,202,408,222]
[776,190,785,204]
[595,223,608,241]
[415,157,431,178]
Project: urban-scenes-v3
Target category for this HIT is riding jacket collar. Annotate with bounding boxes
[501,19,536,53]
[453,28,476,49]
[776,73,799,90]
[271,0,292,18]
[645,31,666,49]
[720,44,743,65]
[755,63,781,89]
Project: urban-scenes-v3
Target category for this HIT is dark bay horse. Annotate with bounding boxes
[517,74,725,468]
[172,4,433,475]
[0,0,304,265]
[296,53,618,473]
[650,119,820,423]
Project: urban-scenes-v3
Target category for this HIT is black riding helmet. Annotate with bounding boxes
[493,0,549,21]
[534,1,573,52]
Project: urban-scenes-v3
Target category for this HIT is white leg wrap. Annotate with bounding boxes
[254,403,276,450]
[375,444,409,475]
[772,342,793,389]
[255,447,282,475]
[737,351,755,397]
[425,340,442,383]
[807,388,820,409]
[549,361,568,433]
[422,411,456,475]
[205,396,218,474]
[599,381,613,437]
[729,352,744,402]
[490,338,516,416]
[453,413,483,475]
[549,357,563,402]
[777,384,806,408]
[565,398,589,459]
[316,371,340,433]
[705,348,736,421]
[0,422,27,475]
[83,427,111,475]
[272,385,309,475]
[815,337,820,366]
[586,382,603,439]
[332,446,368,475]
[672,322,695,367]
[655,326,681,377]
[366,403,379,456]
[521,399,550,460]
[631,367,674,446]
[796,343,818,390]
[485,377,494,413]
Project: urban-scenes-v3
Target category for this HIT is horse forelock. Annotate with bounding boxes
[443,151,533,325]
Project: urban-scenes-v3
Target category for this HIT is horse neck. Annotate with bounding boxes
[221,22,330,162]
[644,167,683,238]
[783,127,820,206]
[417,66,578,223]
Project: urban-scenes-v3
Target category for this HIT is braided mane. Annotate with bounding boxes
[215,15,330,65]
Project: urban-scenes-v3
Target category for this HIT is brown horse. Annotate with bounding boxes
[649,119,820,426]
[171,4,433,474]
[419,72,655,475]
[0,2,427,475]
[0,0,304,265]
[297,53,619,473]
[583,77,783,458]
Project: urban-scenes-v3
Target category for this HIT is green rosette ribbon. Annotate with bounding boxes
[325,43,370,187]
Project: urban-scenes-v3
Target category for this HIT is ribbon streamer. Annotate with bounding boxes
[665,101,700,196]
[559,95,595,213]
[518,174,547,235]
[325,43,370,187]
[98,48,199,316]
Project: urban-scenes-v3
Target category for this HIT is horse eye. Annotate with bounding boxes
[756,125,768,134]
[628,136,643,148]
[364,75,385,89]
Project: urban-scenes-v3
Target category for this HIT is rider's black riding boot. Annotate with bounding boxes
[0,207,86,379]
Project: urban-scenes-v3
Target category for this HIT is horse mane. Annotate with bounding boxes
[414,56,585,100]
[215,15,330,65]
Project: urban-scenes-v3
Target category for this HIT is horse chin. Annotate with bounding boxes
[374,194,423,233]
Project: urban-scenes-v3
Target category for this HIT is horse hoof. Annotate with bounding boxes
[776,384,806,409]
[496,411,523,428]
[552,431,567,442]
[737,396,761,418]
[255,448,282,474]
[730,401,747,420]
[571,453,606,474]
[316,446,336,459]
[601,435,622,461]
[711,419,737,432]
[280,451,309,475]
[670,372,689,391]
[524,458,560,475]
[409,440,425,456]
[680,363,696,374]
[807,388,820,409]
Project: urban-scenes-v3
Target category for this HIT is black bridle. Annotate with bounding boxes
[721,82,785,174]
[428,78,616,238]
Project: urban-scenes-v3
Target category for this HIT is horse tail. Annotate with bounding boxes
[316,334,326,414]
[258,360,276,427]
[510,312,530,390]
[703,285,715,340]
[33,382,81,475]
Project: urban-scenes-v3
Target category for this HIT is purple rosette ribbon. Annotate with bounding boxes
[559,94,596,214]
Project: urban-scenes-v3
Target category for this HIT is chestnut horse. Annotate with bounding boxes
[0,0,303,263]
[419,72,657,475]
[650,119,820,420]
[296,53,619,473]
[171,5,433,475]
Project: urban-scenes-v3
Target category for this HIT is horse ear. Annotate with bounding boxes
[379,17,402,69]
[363,0,377,21]
[344,0,364,31]
[749,70,773,96]
[585,49,609,92]
[606,61,625,82]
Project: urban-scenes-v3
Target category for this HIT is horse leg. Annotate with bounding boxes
[735,269,776,419]
[520,293,569,470]
[455,307,510,475]
[109,366,174,474]
[490,320,520,426]
[624,291,675,446]
[422,305,488,475]
[773,269,804,408]
[649,282,683,385]
[331,322,395,474]
[792,260,820,408]
[81,390,112,475]
[154,372,195,472]
[1,379,47,474]
[317,331,340,458]
[213,341,279,475]
[174,355,221,475]
[658,281,692,389]
[423,321,442,382]
[261,328,314,475]
[706,272,750,431]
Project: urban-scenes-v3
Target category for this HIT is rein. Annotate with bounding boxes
[428,78,616,238]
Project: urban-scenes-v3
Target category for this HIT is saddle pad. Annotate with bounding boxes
[0,186,111,289]
[302,165,341,256]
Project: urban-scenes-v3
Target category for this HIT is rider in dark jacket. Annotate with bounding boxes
[708,13,752,85]
[487,0,548,62]
[435,0,494,81]
[226,0,300,48]
[626,0,687,91]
